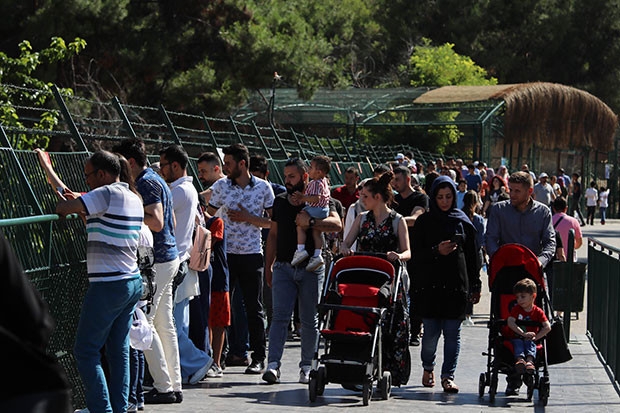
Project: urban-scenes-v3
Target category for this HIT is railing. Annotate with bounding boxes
[0,214,87,407]
[587,238,620,386]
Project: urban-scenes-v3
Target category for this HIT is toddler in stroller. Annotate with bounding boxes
[506,278,551,376]
[479,243,555,405]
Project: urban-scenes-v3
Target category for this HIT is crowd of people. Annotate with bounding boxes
[26,144,603,412]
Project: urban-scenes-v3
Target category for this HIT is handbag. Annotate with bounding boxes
[188,225,211,272]
[545,316,572,365]
[130,307,153,351]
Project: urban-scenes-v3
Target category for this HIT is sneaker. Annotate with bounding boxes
[291,250,309,266]
[505,385,520,396]
[410,336,420,346]
[174,391,183,403]
[144,389,176,404]
[127,403,138,413]
[188,359,213,385]
[137,401,144,411]
[74,409,90,413]
[206,364,224,378]
[262,362,281,384]
[462,317,474,327]
[305,255,324,271]
[225,354,249,366]
[299,366,311,384]
[245,360,265,374]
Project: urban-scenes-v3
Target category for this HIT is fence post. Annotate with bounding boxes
[229,116,245,144]
[51,85,88,152]
[290,128,306,159]
[200,113,220,155]
[159,105,201,187]
[111,97,137,138]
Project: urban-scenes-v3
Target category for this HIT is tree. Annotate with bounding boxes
[0,36,86,149]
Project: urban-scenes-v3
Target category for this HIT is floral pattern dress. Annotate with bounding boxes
[357,209,399,253]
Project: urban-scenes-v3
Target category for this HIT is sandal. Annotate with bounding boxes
[422,369,435,387]
[441,378,459,393]
[525,361,536,374]
[515,358,526,375]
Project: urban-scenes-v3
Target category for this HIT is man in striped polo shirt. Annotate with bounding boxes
[56,151,144,413]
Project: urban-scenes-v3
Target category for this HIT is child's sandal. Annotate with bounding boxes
[422,369,435,387]
[525,361,536,374]
[441,378,459,393]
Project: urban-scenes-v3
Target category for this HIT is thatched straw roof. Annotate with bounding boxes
[415,82,618,151]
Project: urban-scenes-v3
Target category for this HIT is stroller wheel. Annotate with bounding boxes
[379,371,391,400]
[316,367,326,396]
[539,376,550,406]
[489,371,498,403]
[478,373,486,398]
[309,375,318,402]
[362,380,373,406]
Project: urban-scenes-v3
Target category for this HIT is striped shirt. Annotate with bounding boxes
[305,177,330,207]
[80,182,144,282]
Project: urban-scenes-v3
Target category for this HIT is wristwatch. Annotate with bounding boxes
[309,217,316,228]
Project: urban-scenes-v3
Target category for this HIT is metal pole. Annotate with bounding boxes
[111,97,137,138]
[565,228,575,341]
[51,85,88,152]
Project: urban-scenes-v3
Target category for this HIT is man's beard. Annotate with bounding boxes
[286,181,305,195]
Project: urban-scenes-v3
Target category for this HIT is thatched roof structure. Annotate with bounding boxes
[415,82,618,151]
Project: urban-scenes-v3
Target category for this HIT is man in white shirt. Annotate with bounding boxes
[160,145,213,385]
[207,143,275,374]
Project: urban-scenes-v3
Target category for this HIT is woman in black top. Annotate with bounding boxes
[411,175,481,393]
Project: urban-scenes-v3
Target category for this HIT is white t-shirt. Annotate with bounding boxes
[585,187,599,207]
[599,190,609,208]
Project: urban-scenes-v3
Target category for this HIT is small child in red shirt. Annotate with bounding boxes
[507,278,551,375]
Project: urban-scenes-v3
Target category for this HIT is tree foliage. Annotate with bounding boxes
[0,36,86,149]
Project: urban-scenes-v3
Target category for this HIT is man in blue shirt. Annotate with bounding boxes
[114,138,183,404]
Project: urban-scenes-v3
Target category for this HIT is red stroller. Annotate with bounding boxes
[308,253,410,406]
[478,244,554,405]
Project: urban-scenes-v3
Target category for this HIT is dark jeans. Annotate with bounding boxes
[128,348,144,406]
[569,196,586,225]
[188,268,212,353]
[586,206,596,225]
[228,253,266,362]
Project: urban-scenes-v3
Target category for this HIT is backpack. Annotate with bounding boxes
[189,225,212,272]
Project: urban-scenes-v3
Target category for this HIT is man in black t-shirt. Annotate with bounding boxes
[391,166,429,346]
[569,173,586,226]
[262,158,342,385]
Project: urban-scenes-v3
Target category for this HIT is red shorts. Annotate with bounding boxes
[208,291,231,328]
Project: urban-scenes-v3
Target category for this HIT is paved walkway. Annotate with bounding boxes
[143,220,620,412]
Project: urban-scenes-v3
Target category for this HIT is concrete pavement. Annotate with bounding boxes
[141,220,620,412]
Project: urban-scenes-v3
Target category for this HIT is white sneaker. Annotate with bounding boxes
[305,255,324,271]
[462,317,475,327]
[291,250,309,266]
[299,366,311,384]
[206,364,223,378]
[262,362,281,384]
[74,409,90,413]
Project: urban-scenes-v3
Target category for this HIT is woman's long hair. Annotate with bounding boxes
[462,190,481,220]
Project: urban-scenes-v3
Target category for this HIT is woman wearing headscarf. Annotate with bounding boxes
[411,175,481,393]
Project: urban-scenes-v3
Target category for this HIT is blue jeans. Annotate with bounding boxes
[267,261,324,369]
[600,207,607,223]
[74,277,142,413]
[174,297,212,378]
[421,318,462,380]
[511,338,536,360]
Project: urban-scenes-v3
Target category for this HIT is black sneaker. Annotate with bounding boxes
[144,389,176,404]
[410,336,420,346]
[245,360,265,374]
[174,391,183,403]
[505,386,520,396]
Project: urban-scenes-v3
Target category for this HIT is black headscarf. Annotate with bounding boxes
[428,175,475,235]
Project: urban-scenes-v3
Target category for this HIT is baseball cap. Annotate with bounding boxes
[395,153,405,161]
[539,172,549,178]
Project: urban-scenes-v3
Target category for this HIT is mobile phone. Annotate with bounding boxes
[56,188,67,201]
[451,233,465,244]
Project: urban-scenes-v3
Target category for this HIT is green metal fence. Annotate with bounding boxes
[0,83,452,408]
[587,238,620,386]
